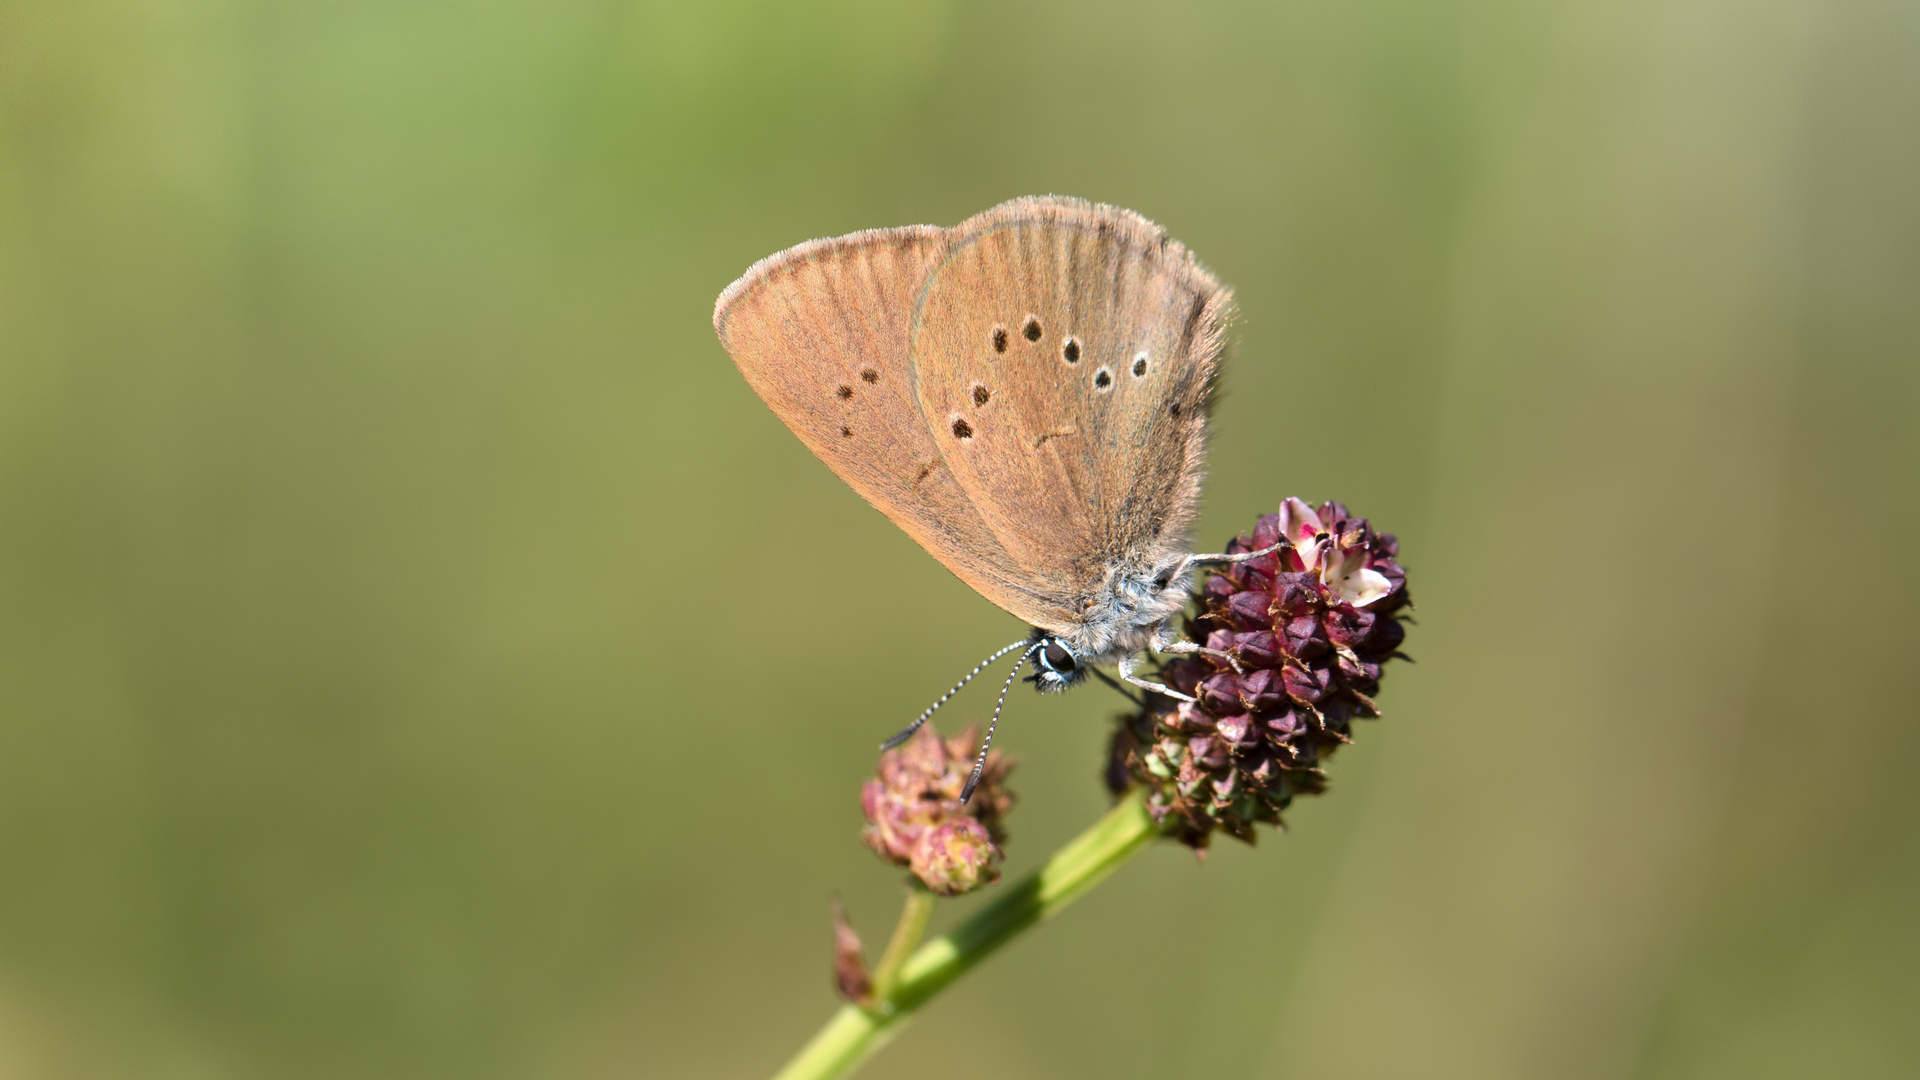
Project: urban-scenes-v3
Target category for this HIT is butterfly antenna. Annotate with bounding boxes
[880,638,1032,751]
[960,643,1041,804]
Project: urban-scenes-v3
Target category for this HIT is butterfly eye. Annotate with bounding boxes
[1153,569,1173,590]
[1041,641,1076,672]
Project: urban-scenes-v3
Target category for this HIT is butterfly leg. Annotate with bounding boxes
[1183,541,1284,569]
[1160,638,1246,674]
[1087,665,1146,707]
[1117,653,1196,702]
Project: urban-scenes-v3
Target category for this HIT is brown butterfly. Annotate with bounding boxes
[713,196,1275,797]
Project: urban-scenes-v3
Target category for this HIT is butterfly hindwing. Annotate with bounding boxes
[712,224,1075,629]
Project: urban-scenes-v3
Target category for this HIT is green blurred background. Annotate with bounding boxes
[3,0,1917,1077]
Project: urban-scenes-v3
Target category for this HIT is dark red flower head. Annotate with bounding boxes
[1111,499,1411,851]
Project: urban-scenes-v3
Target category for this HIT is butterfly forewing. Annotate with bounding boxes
[910,198,1232,621]
[713,225,1074,628]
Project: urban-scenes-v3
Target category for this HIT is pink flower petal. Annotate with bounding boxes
[1297,534,1330,575]
[1278,497,1323,546]
[1323,548,1393,607]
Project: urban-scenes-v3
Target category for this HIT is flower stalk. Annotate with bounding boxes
[867,887,934,1008]
[771,790,1158,1080]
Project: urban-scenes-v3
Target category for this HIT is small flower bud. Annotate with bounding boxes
[910,818,1003,897]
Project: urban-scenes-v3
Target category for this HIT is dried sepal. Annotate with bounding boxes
[831,898,875,1009]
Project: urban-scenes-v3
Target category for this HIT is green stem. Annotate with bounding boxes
[868,886,935,1007]
[770,790,1159,1080]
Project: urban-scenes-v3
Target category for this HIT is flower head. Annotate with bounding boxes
[1111,500,1411,851]
[861,724,1014,896]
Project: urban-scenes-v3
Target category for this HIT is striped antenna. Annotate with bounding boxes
[879,638,1032,751]
[960,642,1043,803]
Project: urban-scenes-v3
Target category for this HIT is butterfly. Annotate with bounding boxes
[713,196,1274,797]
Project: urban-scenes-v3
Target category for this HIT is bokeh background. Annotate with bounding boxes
[3,0,1917,1077]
